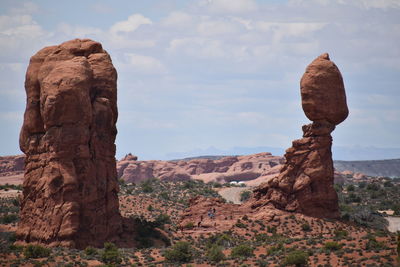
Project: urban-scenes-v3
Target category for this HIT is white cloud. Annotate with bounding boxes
[110,14,152,34]
[57,23,103,38]
[124,53,166,74]
[340,0,400,9]
[197,20,239,36]
[161,11,193,28]
[290,0,400,9]
[9,2,39,15]
[201,0,257,14]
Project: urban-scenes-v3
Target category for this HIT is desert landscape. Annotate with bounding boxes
[0,38,398,267]
[1,1,400,267]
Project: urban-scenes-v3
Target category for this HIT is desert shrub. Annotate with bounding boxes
[154,213,171,228]
[367,183,379,191]
[140,179,154,193]
[133,216,170,248]
[301,223,311,232]
[230,244,254,259]
[358,181,367,188]
[164,241,193,263]
[384,181,393,187]
[324,241,342,251]
[267,243,284,256]
[282,250,308,266]
[366,237,386,250]
[206,244,225,262]
[0,213,18,224]
[101,242,121,264]
[240,191,251,202]
[347,184,355,191]
[206,233,234,248]
[334,229,348,238]
[267,225,277,234]
[184,221,195,229]
[397,232,400,257]
[84,246,97,256]
[23,245,51,259]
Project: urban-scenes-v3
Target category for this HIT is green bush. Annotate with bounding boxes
[23,245,51,259]
[347,184,355,191]
[164,241,193,263]
[84,246,97,256]
[101,242,121,264]
[154,213,171,228]
[230,244,254,259]
[334,229,348,238]
[206,244,225,262]
[324,241,342,251]
[366,237,386,250]
[301,223,311,232]
[184,221,195,229]
[282,250,308,266]
[267,243,284,256]
[141,180,154,193]
[240,191,251,202]
[0,213,18,224]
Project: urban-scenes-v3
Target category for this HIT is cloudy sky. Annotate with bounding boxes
[0,0,399,160]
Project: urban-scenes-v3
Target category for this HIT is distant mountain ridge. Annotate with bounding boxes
[334,159,400,178]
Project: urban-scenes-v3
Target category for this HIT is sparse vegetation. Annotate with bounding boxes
[164,241,193,263]
[23,244,51,259]
[240,190,251,202]
[231,244,254,259]
[283,250,308,266]
[101,242,121,265]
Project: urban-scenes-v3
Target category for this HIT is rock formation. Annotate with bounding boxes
[251,53,348,219]
[17,39,122,248]
[117,152,284,185]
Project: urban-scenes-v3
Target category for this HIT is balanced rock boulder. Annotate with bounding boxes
[17,39,122,248]
[251,53,348,219]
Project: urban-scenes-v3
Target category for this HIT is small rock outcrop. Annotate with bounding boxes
[17,39,122,248]
[251,53,348,219]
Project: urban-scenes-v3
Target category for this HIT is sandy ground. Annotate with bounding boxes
[217,186,251,204]
[0,189,21,198]
[386,216,400,232]
[0,173,23,185]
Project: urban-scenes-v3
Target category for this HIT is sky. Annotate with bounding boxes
[0,0,399,160]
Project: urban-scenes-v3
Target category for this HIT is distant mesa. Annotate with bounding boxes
[250,53,348,219]
[17,39,122,248]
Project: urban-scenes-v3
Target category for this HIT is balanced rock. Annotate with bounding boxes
[300,53,348,125]
[251,53,348,219]
[17,39,122,248]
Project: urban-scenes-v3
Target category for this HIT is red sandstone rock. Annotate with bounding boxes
[17,39,122,248]
[0,155,24,176]
[117,152,284,185]
[251,54,348,219]
[300,53,348,125]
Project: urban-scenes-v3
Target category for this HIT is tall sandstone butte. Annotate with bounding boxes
[251,53,348,218]
[17,39,122,248]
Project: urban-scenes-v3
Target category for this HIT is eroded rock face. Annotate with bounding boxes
[117,152,284,185]
[17,39,122,248]
[251,53,348,219]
